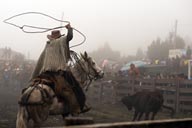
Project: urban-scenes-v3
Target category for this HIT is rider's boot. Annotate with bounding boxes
[62,107,70,118]
[80,103,91,113]
[57,94,71,117]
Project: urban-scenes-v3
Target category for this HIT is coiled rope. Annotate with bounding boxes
[3,12,86,48]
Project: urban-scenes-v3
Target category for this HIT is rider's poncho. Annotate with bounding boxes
[31,36,69,79]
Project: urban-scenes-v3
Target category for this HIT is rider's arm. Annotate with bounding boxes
[66,24,73,42]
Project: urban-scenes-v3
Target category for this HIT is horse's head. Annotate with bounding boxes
[80,51,104,80]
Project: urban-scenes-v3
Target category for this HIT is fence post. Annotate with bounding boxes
[175,79,180,113]
[153,78,156,90]
[130,78,135,94]
[99,84,103,103]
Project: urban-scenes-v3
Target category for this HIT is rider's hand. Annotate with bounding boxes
[65,24,71,29]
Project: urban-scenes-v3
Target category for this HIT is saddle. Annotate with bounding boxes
[30,71,88,114]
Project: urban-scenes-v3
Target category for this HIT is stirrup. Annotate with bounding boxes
[80,105,91,113]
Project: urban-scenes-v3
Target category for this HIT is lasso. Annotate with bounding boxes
[3,12,86,48]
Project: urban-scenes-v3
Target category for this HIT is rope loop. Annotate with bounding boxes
[3,12,86,48]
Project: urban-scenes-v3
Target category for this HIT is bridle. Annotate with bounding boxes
[70,51,101,91]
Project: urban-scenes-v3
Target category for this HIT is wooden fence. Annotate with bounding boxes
[47,118,192,128]
[88,76,192,113]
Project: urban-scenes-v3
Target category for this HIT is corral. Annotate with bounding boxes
[1,76,192,127]
[66,76,192,128]
[88,76,192,113]
[43,76,192,127]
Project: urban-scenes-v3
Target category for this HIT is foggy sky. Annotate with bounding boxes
[0,0,192,60]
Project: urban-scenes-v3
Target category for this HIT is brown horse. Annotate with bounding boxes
[121,90,175,121]
[16,51,104,128]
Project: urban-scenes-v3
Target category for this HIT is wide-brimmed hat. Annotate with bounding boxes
[47,30,61,40]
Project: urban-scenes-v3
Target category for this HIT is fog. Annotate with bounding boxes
[0,0,192,60]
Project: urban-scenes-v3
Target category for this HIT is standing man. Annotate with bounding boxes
[186,46,192,59]
[128,63,140,78]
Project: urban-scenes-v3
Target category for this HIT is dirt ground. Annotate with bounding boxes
[0,87,129,128]
[0,85,191,128]
[0,87,17,128]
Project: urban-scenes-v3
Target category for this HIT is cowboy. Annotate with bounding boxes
[31,24,90,115]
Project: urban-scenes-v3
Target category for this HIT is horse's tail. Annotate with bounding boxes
[17,84,50,124]
[16,86,33,128]
[162,105,175,118]
[16,106,29,128]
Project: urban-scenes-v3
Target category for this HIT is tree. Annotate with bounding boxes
[136,48,144,60]
[174,36,185,49]
[89,42,121,63]
[186,46,192,59]
[147,35,186,61]
[147,38,162,60]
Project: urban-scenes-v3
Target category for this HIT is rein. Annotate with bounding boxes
[70,51,98,91]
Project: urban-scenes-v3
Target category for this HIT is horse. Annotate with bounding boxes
[121,90,175,121]
[16,51,104,128]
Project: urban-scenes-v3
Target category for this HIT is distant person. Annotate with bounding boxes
[128,63,140,79]
[175,55,181,72]
[155,59,159,65]
[186,46,192,59]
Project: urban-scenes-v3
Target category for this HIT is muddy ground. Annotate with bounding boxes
[0,86,191,128]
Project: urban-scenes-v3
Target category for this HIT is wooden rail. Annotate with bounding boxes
[46,118,192,128]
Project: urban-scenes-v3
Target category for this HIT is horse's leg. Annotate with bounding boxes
[137,112,143,121]
[33,122,41,128]
[61,101,71,119]
[16,106,29,128]
[132,111,138,121]
[151,111,158,120]
[144,112,150,120]
[62,113,70,119]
